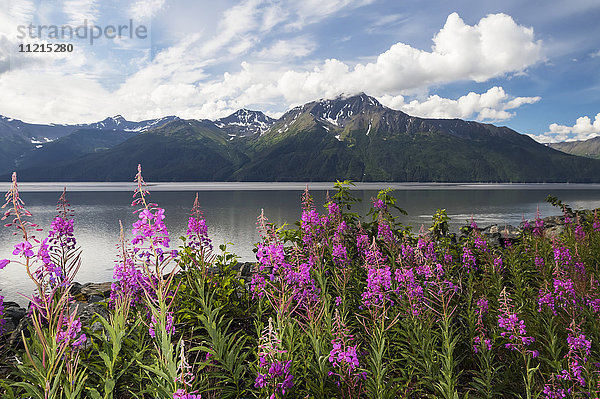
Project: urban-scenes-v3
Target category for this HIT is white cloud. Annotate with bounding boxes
[0,70,118,124]
[6,0,36,26]
[0,2,89,75]
[62,0,99,25]
[199,0,288,58]
[0,10,545,124]
[378,87,540,122]
[591,50,600,58]
[530,113,600,143]
[130,0,166,20]
[255,37,317,60]
[291,0,375,28]
[275,13,543,104]
[366,13,410,33]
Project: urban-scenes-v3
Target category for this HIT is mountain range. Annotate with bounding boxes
[2,94,600,182]
[549,137,600,159]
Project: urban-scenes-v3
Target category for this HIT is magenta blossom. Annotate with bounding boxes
[13,241,34,257]
[0,259,9,269]
[173,390,201,399]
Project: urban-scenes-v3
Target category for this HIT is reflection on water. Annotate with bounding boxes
[1,183,600,305]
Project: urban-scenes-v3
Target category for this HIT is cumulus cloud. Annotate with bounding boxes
[0,8,545,124]
[530,113,600,143]
[276,13,543,104]
[378,87,540,122]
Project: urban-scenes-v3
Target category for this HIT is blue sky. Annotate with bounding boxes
[0,0,599,143]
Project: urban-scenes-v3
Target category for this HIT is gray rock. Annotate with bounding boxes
[8,316,30,349]
[2,302,26,334]
[71,281,112,302]
[545,225,566,240]
[71,301,110,326]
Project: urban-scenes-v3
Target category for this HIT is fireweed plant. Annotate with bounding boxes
[2,174,600,398]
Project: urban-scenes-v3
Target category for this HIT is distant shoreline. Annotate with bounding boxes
[2,181,600,192]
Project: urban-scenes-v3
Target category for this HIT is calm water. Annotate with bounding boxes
[1,182,600,305]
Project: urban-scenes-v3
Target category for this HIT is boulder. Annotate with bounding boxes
[1,302,26,335]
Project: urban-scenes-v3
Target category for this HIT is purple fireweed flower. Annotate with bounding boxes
[534,256,545,269]
[473,336,492,353]
[253,227,320,307]
[473,296,491,353]
[553,246,573,269]
[469,216,478,229]
[173,390,201,399]
[461,247,476,273]
[574,224,585,241]
[255,318,294,397]
[401,243,415,265]
[477,297,489,314]
[336,220,348,235]
[111,259,152,305]
[57,313,87,348]
[356,234,370,254]
[111,165,178,328]
[546,323,593,393]
[565,332,592,387]
[48,216,76,249]
[498,312,533,350]
[149,311,175,338]
[362,265,392,308]
[186,194,212,252]
[377,221,394,243]
[372,198,387,212]
[533,218,544,237]
[335,296,342,306]
[498,288,535,354]
[250,274,266,299]
[329,342,359,370]
[593,210,600,232]
[13,241,34,257]
[538,276,578,315]
[131,207,171,252]
[443,252,453,264]
[416,239,437,263]
[256,243,285,271]
[328,310,365,394]
[542,383,569,399]
[0,259,9,269]
[328,201,341,216]
[493,257,503,273]
[300,208,326,246]
[394,267,425,316]
[474,235,488,253]
[332,244,349,266]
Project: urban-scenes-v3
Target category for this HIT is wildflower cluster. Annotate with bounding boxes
[255,318,294,397]
[186,193,212,253]
[473,297,491,353]
[2,173,600,399]
[328,310,365,397]
[497,288,536,355]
